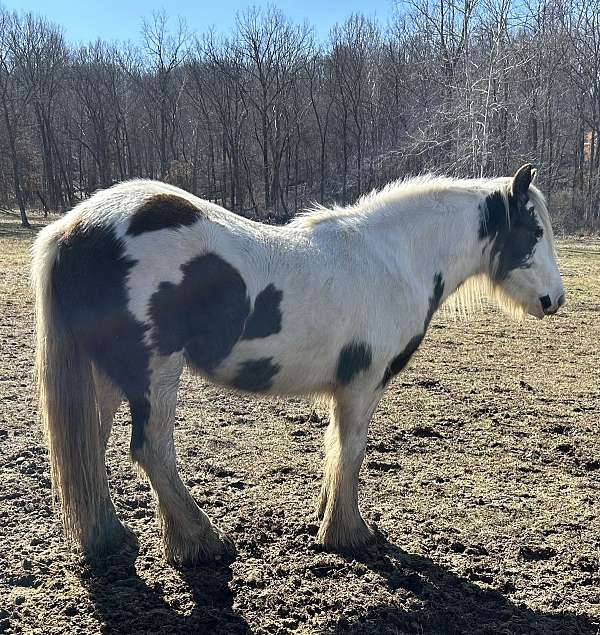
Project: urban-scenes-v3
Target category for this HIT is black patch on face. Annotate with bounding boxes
[52,220,151,450]
[150,253,250,372]
[478,191,506,243]
[241,284,283,340]
[127,194,203,237]
[479,190,543,281]
[380,272,445,387]
[336,341,373,385]
[232,357,280,392]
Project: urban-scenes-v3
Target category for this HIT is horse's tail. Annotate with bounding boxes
[32,220,104,552]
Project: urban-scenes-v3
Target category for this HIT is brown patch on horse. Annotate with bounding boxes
[127,194,204,237]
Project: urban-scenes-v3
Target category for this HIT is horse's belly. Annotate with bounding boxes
[190,334,335,396]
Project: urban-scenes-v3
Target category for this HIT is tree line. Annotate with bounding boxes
[1,1,599,230]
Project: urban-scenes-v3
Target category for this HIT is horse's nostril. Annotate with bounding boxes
[540,292,564,315]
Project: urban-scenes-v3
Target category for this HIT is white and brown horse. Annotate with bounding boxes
[32,164,565,565]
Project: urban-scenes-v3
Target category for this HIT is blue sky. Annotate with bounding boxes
[4,0,397,45]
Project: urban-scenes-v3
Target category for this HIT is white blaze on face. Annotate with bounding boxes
[532,222,564,304]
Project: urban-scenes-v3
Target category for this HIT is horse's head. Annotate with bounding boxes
[483,164,565,319]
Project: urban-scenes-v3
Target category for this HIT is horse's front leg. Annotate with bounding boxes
[317,387,382,551]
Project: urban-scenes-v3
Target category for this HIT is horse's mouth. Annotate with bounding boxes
[528,304,546,320]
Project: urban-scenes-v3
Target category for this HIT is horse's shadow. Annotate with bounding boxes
[81,543,248,634]
[330,537,597,634]
[81,536,597,635]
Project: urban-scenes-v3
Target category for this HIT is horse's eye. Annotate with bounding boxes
[534,226,543,239]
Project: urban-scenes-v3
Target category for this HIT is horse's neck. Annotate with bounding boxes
[365,189,485,302]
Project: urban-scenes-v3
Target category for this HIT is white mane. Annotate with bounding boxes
[290,174,554,244]
[289,173,555,320]
[290,174,503,229]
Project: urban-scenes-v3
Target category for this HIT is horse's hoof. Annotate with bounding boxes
[81,522,139,566]
[318,520,381,554]
[212,530,237,565]
[166,528,237,568]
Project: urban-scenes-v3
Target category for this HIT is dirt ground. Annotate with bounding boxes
[0,215,599,635]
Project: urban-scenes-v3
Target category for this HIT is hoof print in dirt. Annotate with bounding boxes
[387,571,424,594]
[518,545,557,561]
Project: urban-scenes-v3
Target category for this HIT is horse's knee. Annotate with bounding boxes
[129,434,150,469]
[128,395,177,464]
[129,430,174,487]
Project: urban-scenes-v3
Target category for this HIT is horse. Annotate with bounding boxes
[32,164,565,566]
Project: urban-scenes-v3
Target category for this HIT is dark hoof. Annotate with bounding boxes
[81,523,139,570]
[208,531,237,566]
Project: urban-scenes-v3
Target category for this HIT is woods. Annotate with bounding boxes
[1,1,599,229]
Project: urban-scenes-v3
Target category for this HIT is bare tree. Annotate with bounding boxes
[0,10,31,226]
[0,3,598,230]
[141,11,190,178]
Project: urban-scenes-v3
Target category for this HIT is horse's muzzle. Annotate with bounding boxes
[540,293,565,315]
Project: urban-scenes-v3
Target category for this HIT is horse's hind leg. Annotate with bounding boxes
[317,389,381,551]
[89,367,134,553]
[130,354,234,566]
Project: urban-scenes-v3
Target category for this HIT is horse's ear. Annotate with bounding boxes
[511,164,534,200]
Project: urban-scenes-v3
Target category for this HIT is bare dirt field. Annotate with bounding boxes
[0,215,599,635]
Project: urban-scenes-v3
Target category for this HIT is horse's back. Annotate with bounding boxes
[36,180,350,398]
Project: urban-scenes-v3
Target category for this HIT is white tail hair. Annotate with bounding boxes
[32,221,105,554]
